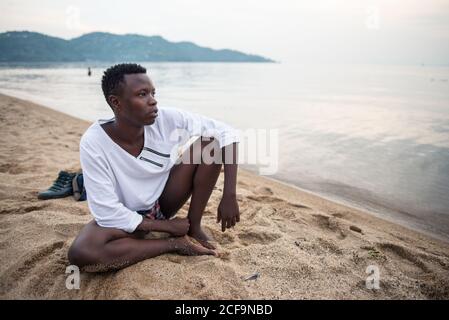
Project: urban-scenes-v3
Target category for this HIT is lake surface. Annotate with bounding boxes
[1,62,448,240]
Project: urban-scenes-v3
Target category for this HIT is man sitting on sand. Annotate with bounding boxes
[68,63,240,272]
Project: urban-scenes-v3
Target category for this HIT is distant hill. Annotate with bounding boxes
[0,31,273,63]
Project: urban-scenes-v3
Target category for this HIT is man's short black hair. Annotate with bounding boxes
[101,63,147,102]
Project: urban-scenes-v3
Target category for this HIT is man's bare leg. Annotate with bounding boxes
[186,156,222,248]
[158,138,222,249]
[68,221,215,272]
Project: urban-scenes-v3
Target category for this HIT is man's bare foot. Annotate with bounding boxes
[172,235,217,256]
[188,227,216,250]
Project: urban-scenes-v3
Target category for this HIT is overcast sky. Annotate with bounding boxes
[1,0,448,64]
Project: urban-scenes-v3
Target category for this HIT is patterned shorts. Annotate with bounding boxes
[136,200,166,220]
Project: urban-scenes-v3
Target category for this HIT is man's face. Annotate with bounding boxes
[113,73,158,126]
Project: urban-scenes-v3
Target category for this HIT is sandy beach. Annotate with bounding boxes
[0,92,448,299]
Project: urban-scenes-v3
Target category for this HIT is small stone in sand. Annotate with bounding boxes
[350,225,363,233]
[244,272,260,281]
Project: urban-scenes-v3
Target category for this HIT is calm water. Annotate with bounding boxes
[1,62,448,241]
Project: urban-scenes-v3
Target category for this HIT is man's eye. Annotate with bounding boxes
[139,92,147,97]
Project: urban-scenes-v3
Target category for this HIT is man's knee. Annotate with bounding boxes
[194,137,222,164]
[178,137,221,165]
[68,240,96,267]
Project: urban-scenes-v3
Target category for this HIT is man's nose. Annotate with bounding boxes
[148,96,157,106]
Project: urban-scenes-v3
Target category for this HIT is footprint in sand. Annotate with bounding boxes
[21,203,50,213]
[360,246,386,261]
[243,194,311,227]
[331,212,346,219]
[313,214,347,239]
[377,242,429,272]
[255,186,274,196]
[0,163,26,175]
[53,222,86,237]
[273,207,307,226]
[0,202,50,215]
[237,229,282,246]
[316,238,343,255]
[416,252,449,271]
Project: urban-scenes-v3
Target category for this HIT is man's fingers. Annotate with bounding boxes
[219,212,240,231]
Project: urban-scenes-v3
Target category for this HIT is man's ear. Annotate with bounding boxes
[108,95,121,113]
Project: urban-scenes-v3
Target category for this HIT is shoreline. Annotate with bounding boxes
[266,173,449,244]
[262,172,449,243]
[1,92,448,299]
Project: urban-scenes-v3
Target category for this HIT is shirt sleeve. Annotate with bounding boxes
[79,138,143,233]
[166,108,240,148]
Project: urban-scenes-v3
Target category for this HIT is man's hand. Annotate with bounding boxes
[217,194,240,232]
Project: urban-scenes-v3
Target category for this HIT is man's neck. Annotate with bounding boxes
[105,119,144,146]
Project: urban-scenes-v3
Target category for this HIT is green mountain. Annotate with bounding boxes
[0,31,273,62]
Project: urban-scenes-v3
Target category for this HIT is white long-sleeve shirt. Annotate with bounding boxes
[80,107,240,233]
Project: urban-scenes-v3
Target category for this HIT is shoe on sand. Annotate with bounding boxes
[38,171,76,200]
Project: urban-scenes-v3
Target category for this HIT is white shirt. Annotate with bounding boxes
[80,107,240,233]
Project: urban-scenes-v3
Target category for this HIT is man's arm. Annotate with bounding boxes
[135,217,190,236]
[223,142,238,197]
[80,140,143,233]
[217,142,240,231]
